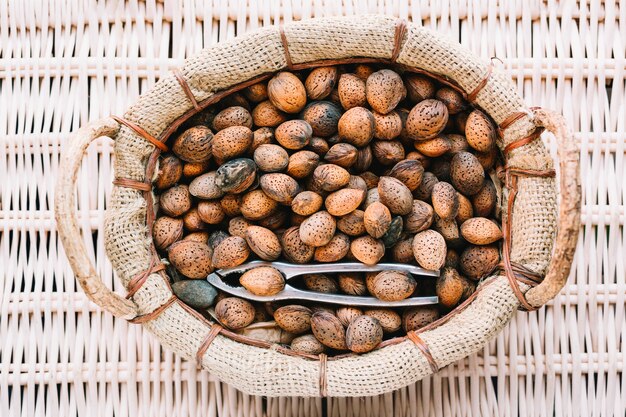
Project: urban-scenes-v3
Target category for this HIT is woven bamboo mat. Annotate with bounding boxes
[1,1,624,416]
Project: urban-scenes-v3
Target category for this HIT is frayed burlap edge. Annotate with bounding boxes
[103,15,557,397]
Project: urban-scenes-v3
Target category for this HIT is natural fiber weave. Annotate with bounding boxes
[95,15,563,397]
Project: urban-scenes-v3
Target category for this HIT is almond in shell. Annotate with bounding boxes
[388,159,424,191]
[298,211,336,247]
[253,144,289,172]
[337,273,367,296]
[350,235,385,265]
[212,106,253,131]
[281,226,315,264]
[312,164,351,192]
[406,99,449,141]
[431,181,459,220]
[215,158,256,194]
[303,274,338,293]
[459,244,500,280]
[314,233,350,262]
[412,229,447,270]
[337,210,366,236]
[338,73,367,110]
[369,270,417,301]
[267,72,307,113]
[155,155,183,190]
[311,312,347,350]
[167,240,214,279]
[215,297,255,330]
[301,101,341,137]
[189,172,225,199]
[172,126,213,163]
[325,188,365,216]
[346,315,383,353]
[152,216,184,250]
[274,305,313,334]
[377,176,413,215]
[364,309,401,333]
[338,107,375,147]
[260,173,300,204]
[160,185,192,217]
[460,217,502,245]
[291,334,326,354]
[305,67,338,100]
[211,236,250,269]
[364,201,392,239]
[245,225,282,260]
[287,150,320,179]
[465,110,496,152]
[240,266,285,296]
[275,119,313,150]
[403,306,440,332]
[291,191,323,216]
[365,69,406,114]
[336,307,363,327]
[240,189,277,220]
[450,152,485,196]
[212,126,253,163]
[403,200,434,233]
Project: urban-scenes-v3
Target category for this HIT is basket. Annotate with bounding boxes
[54,15,581,398]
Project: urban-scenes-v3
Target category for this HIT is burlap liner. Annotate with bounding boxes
[103,15,557,397]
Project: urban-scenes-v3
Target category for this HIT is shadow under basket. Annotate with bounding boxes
[55,15,580,397]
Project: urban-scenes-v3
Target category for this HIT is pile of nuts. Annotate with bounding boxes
[152,64,503,355]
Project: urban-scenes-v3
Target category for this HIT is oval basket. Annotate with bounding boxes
[55,15,581,397]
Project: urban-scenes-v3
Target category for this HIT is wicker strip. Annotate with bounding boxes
[125,258,166,299]
[111,115,169,152]
[128,295,177,324]
[173,68,201,111]
[391,19,407,62]
[112,178,152,192]
[279,25,294,70]
[318,353,328,397]
[499,111,528,132]
[407,332,439,373]
[196,324,223,363]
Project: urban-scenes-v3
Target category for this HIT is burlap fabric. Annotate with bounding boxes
[103,15,557,397]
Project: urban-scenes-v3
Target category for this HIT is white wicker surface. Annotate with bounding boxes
[0,1,624,416]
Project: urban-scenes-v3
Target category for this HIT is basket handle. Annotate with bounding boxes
[523,108,581,308]
[54,117,139,319]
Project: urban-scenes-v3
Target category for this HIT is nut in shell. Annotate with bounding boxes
[369,270,417,302]
[215,158,257,194]
[311,312,347,350]
[346,315,383,353]
[167,240,214,279]
[172,126,213,163]
[244,225,282,261]
[267,72,307,113]
[336,307,363,327]
[159,185,192,217]
[291,334,326,354]
[215,297,256,330]
[211,236,250,269]
[274,305,313,334]
[240,266,285,296]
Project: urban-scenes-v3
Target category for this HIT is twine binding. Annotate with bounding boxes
[279,26,294,70]
[407,332,439,373]
[173,69,201,111]
[112,178,152,192]
[111,115,169,152]
[196,324,223,363]
[319,353,328,397]
[125,257,166,299]
[391,19,407,62]
[128,295,177,324]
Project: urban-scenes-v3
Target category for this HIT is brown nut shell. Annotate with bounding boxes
[244,225,282,261]
[337,210,366,237]
[311,312,347,350]
[377,176,413,215]
[253,144,289,172]
[275,119,313,150]
[350,235,385,265]
[252,100,287,127]
[291,334,326,354]
[460,217,503,245]
[212,126,253,163]
[431,182,459,220]
[274,305,313,334]
[281,226,315,264]
[215,297,255,330]
[291,191,324,216]
[365,69,406,114]
[240,266,285,296]
[155,155,183,190]
[152,216,184,250]
[338,73,367,110]
[459,244,500,280]
[303,274,338,293]
[364,201,392,239]
[267,72,307,113]
[212,106,253,131]
[465,110,496,152]
[364,309,401,333]
[403,306,440,332]
[404,200,434,233]
[172,126,213,163]
[325,188,365,216]
[338,107,375,147]
[240,189,278,220]
[369,270,417,301]
[450,152,485,196]
[412,229,447,270]
[167,240,214,279]
[160,184,192,217]
[259,173,300,204]
[287,150,320,179]
[312,163,351,192]
[346,315,383,353]
[406,99,449,141]
[211,236,250,269]
[314,233,350,262]
[299,211,336,247]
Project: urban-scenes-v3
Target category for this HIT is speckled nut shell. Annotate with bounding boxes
[253,144,289,172]
[287,150,320,179]
[211,236,250,269]
[267,72,307,113]
[403,306,440,332]
[312,163,351,192]
[301,101,341,137]
[172,126,214,163]
[436,87,467,115]
[290,334,326,354]
[350,235,385,265]
[298,210,336,247]
[167,240,214,279]
[240,189,278,220]
[325,188,365,216]
[345,315,383,353]
[244,225,282,260]
[431,181,460,220]
[324,143,358,168]
[450,151,485,196]
[314,233,350,262]
[369,270,417,301]
[305,66,338,100]
[252,100,288,127]
[240,266,285,296]
[365,69,406,114]
[152,216,184,250]
[338,73,367,110]
[275,119,313,150]
[364,201,392,239]
[465,110,496,152]
[388,159,424,191]
[412,229,447,270]
[212,106,253,131]
[460,217,503,245]
[338,107,376,147]
[212,126,253,163]
[274,305,313,334]
[364,309,402,333]
[337,210,366,237]
[215,297,255,330]
[281,226,315,264]
[377,176,413,215]
[459,244,500,280]
[159,184,192,217]
[404,74,436,102]
[406,99,449,141]
[311,312,347,350]
[155,155,183,190]
[259,173,300,204]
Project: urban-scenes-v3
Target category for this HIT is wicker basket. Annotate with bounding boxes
[54,15,580,397]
